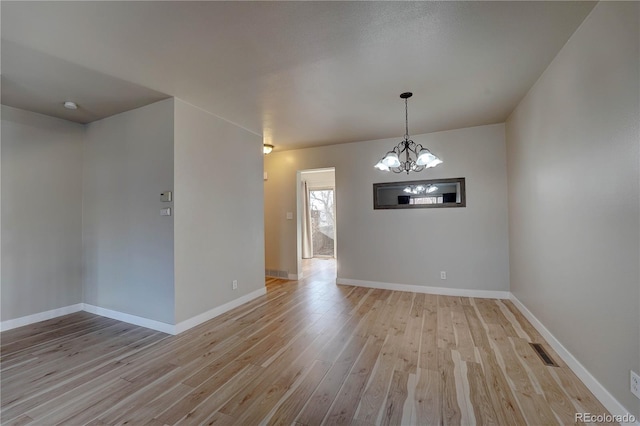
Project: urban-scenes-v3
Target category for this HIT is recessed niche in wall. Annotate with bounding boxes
[373,177,466,209]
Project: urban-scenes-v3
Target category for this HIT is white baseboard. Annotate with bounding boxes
[1,289,267,337]
[509,294,638,424]
[336,278,510,299]
[174,287,267,334]
[1,303,84,332]
[82,304,175,335]
[288,273,300,280]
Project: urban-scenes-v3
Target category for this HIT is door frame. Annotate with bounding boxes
[296,167,336,279]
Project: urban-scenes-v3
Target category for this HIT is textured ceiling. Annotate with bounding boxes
[1,1,596,150]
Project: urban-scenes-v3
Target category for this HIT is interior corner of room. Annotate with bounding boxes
[1,98,266,335]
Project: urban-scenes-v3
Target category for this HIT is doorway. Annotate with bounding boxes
[298,168,336,279]
[309,188,335,258]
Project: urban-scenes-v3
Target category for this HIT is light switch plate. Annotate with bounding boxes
[286,212,293,220]
[631,370,640,399]
[160,191,172,202]
[161,207,172,216]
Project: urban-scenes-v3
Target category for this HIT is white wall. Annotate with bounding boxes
[83,99,175,324]
[173,100,264,323]
[265,123,509,291]
[506,2,639,418]
[1,106,84,321]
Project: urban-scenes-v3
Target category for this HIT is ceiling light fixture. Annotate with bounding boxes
[63,101,78,110]
[263,144,274,155]
[375,92,442,174]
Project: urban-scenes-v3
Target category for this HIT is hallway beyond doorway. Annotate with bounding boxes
[302,257,336,281]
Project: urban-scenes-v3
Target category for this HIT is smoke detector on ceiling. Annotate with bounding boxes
[63,101,78,110]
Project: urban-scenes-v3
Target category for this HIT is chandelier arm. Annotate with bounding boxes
[406,140,418,155]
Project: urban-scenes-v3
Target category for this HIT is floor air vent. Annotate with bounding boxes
[265,269,289,279]
[530,343,559,367]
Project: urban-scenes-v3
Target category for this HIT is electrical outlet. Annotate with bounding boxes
[440,271,447,280]
[232,280,238,290]
[631,370,640,399]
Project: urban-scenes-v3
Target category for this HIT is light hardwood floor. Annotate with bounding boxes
[1,258,610,425]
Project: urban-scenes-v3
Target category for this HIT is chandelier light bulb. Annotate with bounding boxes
[382,152,401,168]
[416,149,434,166]
[375,160,390,171]
[426,157,443,168]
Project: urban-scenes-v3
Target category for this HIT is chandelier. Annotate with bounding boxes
[375,92,442,174]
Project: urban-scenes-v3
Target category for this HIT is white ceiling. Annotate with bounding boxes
[1,1,596,151]
[1,40,171,124]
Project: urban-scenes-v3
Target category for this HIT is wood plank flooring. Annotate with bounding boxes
[1,259,610,425]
